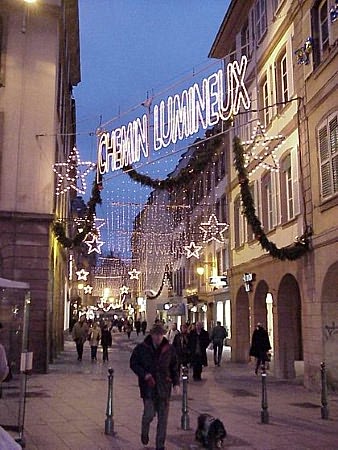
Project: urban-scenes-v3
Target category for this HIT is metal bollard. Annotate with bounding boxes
[320,362,329,420]
[261,363,269,424]
[181,366,190,430]
[105,368,116,435]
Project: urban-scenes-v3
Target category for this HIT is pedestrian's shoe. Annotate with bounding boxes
[141,433,149,445]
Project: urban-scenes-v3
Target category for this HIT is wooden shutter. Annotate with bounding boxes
[329,115,338,194]
[318,124,331,198]
[292,147,300,216]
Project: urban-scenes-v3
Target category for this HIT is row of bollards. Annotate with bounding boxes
[259,361,330,425]
[103,361,329,436]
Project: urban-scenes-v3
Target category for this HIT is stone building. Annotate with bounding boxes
[0,0,80,371]
[209,0,338,389]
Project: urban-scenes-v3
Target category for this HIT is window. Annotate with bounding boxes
[255,0,267,42]
[311,0,331,67]
[280,154,294,222]
[234,195,245,248]
[241,19,250,58]
[234,196,241,248]
[318,113,338,200]
[220,152,226,179]
[214,159,220,185]
[319,1,329,56]
[220,194,227,223]
[275,48,288,112]
[262,172,274,231]
[247,184,255,241]
[260,74,270,127]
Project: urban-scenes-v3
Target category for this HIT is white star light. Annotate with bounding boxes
[85,234,104,254]
[184,241,203,259]
[199,214,229,243]
[83,285,93,294]
[76,268,89,281]
[120,285,129,295]
[242,122,285,174]
[53,146,96,196]
[128,268,141,280]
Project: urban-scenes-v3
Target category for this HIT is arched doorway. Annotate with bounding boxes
[253,280,269,328]
[321,261,338,390]
[276,274,302,379]
[234,285,250,362]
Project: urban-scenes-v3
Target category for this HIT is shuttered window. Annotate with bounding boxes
[319,113,338,199]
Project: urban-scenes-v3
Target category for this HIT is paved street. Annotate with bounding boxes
[3,332,338,450]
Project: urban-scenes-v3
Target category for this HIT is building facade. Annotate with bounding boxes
[209,0,338,389]
[0,0,80,371]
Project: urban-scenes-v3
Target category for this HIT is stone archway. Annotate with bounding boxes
[253,280,269,328]
[321,261,338,390]
[276,274,302,379]
[234,285,250,362]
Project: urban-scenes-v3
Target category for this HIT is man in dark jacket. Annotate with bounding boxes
[249,323,271,374]
[210,321,228,366]
[188,321,210,381]
[130,323,180,450]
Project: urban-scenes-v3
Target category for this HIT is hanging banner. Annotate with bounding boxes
[97,55,250,175]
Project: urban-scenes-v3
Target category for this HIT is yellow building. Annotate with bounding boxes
[210,0,337,389]
[0,0,80,371]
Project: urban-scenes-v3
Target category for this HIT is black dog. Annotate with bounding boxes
[195,413,227,449]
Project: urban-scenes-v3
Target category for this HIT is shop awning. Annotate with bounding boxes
[0,277,29,289]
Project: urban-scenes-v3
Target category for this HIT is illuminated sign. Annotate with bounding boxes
[97,55,250,175]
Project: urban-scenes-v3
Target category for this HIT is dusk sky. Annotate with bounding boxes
[74,0,230,257]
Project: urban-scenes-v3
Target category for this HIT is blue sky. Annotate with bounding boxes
[74,0,230,257]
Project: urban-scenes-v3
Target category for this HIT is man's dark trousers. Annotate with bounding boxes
[213,341,223,365]
[142,396,169,450]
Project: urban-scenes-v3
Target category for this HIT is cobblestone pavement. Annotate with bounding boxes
[1,331,337,449]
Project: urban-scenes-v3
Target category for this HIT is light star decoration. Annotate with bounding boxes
[242,122,285,175]
[199,214,229,243]
[184,241,203,259]
[85,234,104,254]
[53,146,96,196]
[76,268,89,281]
[128,268,141,280]
[120,285,129,295]
[83,285,93,294]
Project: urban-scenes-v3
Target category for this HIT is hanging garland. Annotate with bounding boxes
[52,177,103,249]
[146,265,173,300]
[233,136,312,261]
[122,135,222,191]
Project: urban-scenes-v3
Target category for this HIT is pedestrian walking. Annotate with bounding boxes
[172,323,190,367]
[101,324,112,362]
[141,319,147,335]
[249,323,271,374]
[135,318,141,336]
[210,321,228,366]
[125,319,133,339]
[88,322,101,361]
[130,323,180,450]
[188,321,210,381]
[165,322,179,345]
[71,315,89,361]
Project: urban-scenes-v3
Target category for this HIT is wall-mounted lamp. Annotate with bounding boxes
[196,266,205,276]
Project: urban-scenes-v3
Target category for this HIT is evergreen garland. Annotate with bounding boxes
[52,178,103,249]
[122,136,221,191]
[233,136,311,261]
